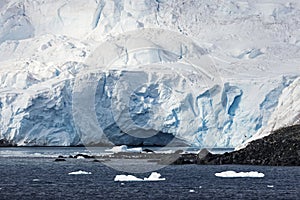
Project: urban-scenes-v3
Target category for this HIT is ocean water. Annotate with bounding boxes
[0,148,299,200]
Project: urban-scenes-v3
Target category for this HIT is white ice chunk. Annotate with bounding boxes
[68,170,92,175]
[143,172,166,181]
[153,150,174,154]
[105,145,142,153]
[114,172,166,182]
[215,171,264,178]
[114,175,143,182]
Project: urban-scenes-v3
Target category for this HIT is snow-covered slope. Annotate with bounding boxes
[0,0,299,147]
[237,76,300,149]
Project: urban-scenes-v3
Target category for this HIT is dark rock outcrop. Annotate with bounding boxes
[198,125,300,166]
[173,153,198,164]
[143,148,154,153]
[54,158,66,162]
[74,154,95,159]
[0,139,17,147]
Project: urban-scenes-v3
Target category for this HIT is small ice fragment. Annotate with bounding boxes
[77,156,85,159]
[107,145,124,153]
[106,145,142,153]
[215,171,264,178]
[114,175,143,182]
[189,189,195,193]
[143,172,166,181]
[68,170,92,175]
[154,150,174,154]
[32,179,40,182]
[114,172,166,182]
[199,186,202,189]
[267,185,274,188]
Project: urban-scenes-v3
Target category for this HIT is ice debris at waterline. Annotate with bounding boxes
[215,171,264,178]
[114,172,166,182]
[68,170,92,175]
[105,145,143,153]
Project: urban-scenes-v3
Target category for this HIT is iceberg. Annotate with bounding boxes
[143,172,166,181]
[68,170,92,175]
[114,175,143,182]
[105,145,142,153]
[215,171,265,178]
[114,172,165,182]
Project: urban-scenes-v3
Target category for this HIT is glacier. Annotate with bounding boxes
[0,0,299,147]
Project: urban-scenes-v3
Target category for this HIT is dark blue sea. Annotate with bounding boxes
[0,147,299,200]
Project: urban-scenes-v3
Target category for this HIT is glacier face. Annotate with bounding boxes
[0,0,300,147]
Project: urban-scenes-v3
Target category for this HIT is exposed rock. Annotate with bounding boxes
[143,148,154,153]
[158,151,196,165]
[197,148,212,159]
[0,139,17,147]
[198,125,300,166]
[54,158,66,162]
[173,153,198,165]
[74,154,95,159]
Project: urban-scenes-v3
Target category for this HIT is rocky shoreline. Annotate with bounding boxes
[196,125,300,166]
[3,125,299,166]
[0,139,17,147]
[60,125,300,166]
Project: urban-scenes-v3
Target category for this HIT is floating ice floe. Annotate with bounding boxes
[114,175,144,182]
[143,172,166,181]
[153,150,175,154]
[68,170,92,175]
[215,171,264,178]
[106,145,143,153]
[114,172,166,182]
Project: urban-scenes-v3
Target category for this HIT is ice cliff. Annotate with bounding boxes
[0,0,299,147]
